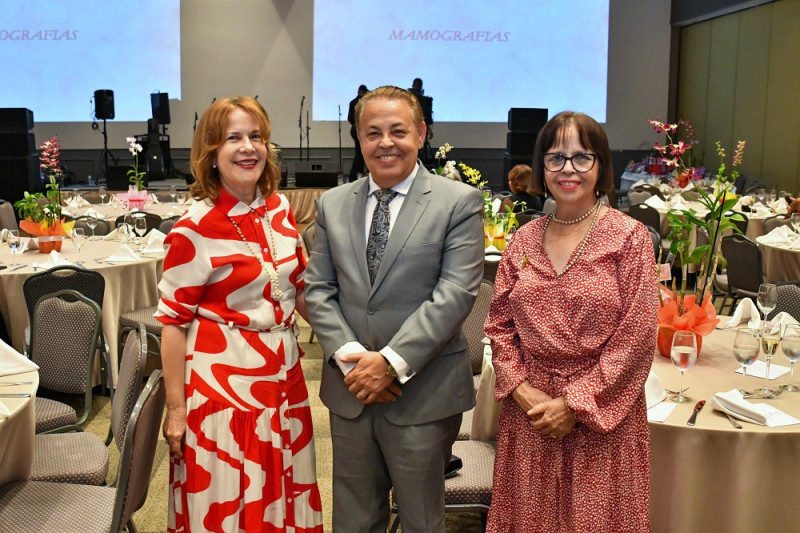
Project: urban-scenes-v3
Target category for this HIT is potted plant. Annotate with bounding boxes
[14,136,74,252]
[125,136,148,209]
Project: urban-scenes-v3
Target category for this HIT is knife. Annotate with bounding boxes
[687,400,706,426]
[0,393,31,398]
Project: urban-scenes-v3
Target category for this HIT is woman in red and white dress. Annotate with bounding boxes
[156,97,323,532]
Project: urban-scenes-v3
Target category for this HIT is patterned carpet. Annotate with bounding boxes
[83,317,484,532]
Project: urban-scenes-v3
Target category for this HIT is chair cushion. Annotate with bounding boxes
[35,397,77,433]
[32,433,109,485]
[458,408,474,441]
[0,480,115,532]
[444,440,496,507]
[119,306,161,335]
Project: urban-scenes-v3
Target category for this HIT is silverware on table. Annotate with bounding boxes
[726,413,742,429]
[687,399,706,426]
[11,264,27,271]
[0,393,31,397]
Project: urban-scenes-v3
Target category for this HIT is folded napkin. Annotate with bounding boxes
[711,389,768,425]
[0,337,39,378]
[789,237,800,250]
[771,199,788,214]
[60,207,75,218]
[645,370,666,409]
[765,312,800,334]
[103,227,121,241]
[150,194,160,203]
[484,254,501,262]
[142,229,166,253]
[83,208,102,219]
[39,250,72,269]
[0,228,8,242]
[726,298,761,328]
[758,225,794,246]
[631,179,646,189]
[167,207,184,217]
[644,196,666,210]
[106,244,142,262]
[67,196,90,209]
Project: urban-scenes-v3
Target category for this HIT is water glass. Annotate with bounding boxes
[169,185,177,204]
[733,328,760,395]
[790,213,800,235]
[670,331,697,403]
[757,283,777,324]
[781,324,800,392]
[99,186,107,205]
[7,229,20,266]
[71,228,86,263]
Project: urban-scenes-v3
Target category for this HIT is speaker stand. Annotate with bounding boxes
[99,118,118,183]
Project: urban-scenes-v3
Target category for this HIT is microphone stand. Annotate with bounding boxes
[193,112,198,133]
[337,105,343,175]
[299,96,305,161]
[100,118,119,181]
[305,110,310,161]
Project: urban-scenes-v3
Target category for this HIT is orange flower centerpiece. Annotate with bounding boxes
[14,136,74,252]
[649,119,747,356]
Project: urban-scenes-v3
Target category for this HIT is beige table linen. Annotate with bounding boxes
[0,239,163,384]
[757,239,800,283]
[0,370,38,485]
[475,324,799,532]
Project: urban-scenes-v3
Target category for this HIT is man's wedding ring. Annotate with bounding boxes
[358,391,365,399]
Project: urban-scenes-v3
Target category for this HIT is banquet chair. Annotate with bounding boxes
[158,215,180,234]
[72,215,112,236]
[681,189,702,201]
[762,215,793,234]
[542,197,557,215]
[22,265,111,395]
[0,199,18,231]
[628,203,661,233]
[744,178,767,193]
[30,324,148,485]
[631,183,665,200]
[302,222,317,342]
[718,234,763,314]
[767,283,800,322]
[627,189,653,206]
[115,211,162,235]
[154,190,175,203]
[119,306,162,363]
[704,211,748,235]
[81,191,103,204]
[0,370,166,533]
[27,289,102,434]
[458,279,494,440]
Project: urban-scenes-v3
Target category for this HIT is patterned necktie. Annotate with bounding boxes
[366,189,398,284]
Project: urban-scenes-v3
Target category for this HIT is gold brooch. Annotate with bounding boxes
[521,255,529,268]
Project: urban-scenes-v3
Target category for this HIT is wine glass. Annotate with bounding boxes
[759,320,781,396]
[790,213,800,235]
[71,227,86,263]
[733,328,760,395]
[7,229,20,267]
[133,217,147,250]
[86,216,98,239]
[780,324,800,392]
[757,283,777,324]
[177,192,187,206]
[670,331,697,403]
[169,185,177,204]
[484,216,503,254]
[98,186,107,205]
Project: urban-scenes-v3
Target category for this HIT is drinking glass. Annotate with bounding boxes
[98,186,107,205]
[7,229,20,266]
[177,192,187,206]
[733,328,760,395]
[757,283,777,324]
[780,324,800,392]
[670,331,697,403]
[169,185,177,204]
[71,227,86,263]
[759,320,781,396]
[483,216,503,253]
[134,217,147,250]
[791,213,800,235]
[86,217,98,239]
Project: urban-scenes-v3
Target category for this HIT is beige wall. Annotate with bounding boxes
[32,0,671,152]
[677,0,800,193]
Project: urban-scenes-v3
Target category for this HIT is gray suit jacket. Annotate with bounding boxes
[304,165,485,425]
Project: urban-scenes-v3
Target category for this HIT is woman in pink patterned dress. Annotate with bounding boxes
[156,97,323,532]
[485,112,658,532]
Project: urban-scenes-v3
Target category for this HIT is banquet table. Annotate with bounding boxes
[756,237,800,283]
[0,238,163,383]
[474,325,800,533]
[0,369,38,486]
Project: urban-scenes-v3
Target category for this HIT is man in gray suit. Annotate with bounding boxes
[304,85,484,531]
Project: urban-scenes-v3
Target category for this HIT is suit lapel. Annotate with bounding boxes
[371,167,432,291]
[349,180,371,288]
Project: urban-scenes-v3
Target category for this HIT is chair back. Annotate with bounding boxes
[154,190,174,203]
[631,183,664,199]
[721,234,763,295]
[302,222,316,254]
[768,284,800,322]
[115,212,162,235]
[79,191,103,204]
[0,200,18,231]
[762,215,792,234]
[542,198,556,215]
[72,215,112,236]
[111,371,165,532]
[111,324,149,452]
[645,225,661,261]
[744,178,766,193]
[627,190,652,206]
[158,216,180,234]
[23,266,106,335]
[30,289,101,395]
[627,203,661,232]
[462,280,494,374]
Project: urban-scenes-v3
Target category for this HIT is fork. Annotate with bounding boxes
[725,413,742,429]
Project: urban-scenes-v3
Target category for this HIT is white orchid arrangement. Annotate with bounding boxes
[126,136,146,191]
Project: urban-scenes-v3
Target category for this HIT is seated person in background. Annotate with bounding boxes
[502,164,543,212]
[786,196,800,217]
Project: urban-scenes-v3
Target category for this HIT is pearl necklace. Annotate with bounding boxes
[551,200,600,225]
[226,208,285,301]
[544,203,602,276]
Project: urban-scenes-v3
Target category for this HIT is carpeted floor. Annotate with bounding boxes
[82,317,484,532]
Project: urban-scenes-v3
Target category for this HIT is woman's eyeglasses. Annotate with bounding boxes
[543,152,597,173]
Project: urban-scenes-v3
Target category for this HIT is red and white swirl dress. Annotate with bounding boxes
[156,189,323,533]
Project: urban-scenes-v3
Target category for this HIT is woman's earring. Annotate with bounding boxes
[212,163,217,169]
